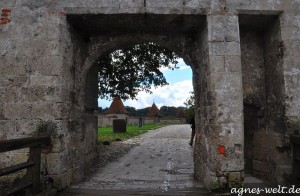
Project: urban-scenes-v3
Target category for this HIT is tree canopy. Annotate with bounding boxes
[97,42,179,100]
[184,91,195,120]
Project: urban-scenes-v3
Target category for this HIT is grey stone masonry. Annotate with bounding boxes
[0,0,299,192]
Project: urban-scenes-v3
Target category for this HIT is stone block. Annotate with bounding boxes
[35,55,64,76]
[209,42,241,56]
[283,56,300,73]
[31,102,70,120]
[14,37,59,57]
[283,39,300,57]
[29,76,61,87]
[225,55,241,72]
[280,12,300,30]
[0,76,28,87]
[21,87,46,102]
[217,105,242,124]
[208,15,225,42]
[51,136,65,153]
[0,62,27,76]
[20,86,66,103]
[36,19,61,41]
[208,15,239,42]
[43,87,71,102]
[31,102,56,119]
[210,72,242,93]
[0,87,20,103]
[0,120,15,138]
[46,151,69,175]
[46,153,61,175]
[119,0,144,8]
[281,26,300,41]
[146,0,183,8]
[209,55,225,73]
[16,119,42,136]
[224,16,240,42]
[227,123,244,144]
[3,103,32,120]
[185,0,209,8]
[219,144,244,171]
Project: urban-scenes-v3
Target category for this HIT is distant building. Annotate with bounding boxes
[98,97,129,126]
[147,103,162,124]
[98,100,186,127]
[107,96,128,115]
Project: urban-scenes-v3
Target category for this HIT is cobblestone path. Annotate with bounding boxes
[59,125,207,195]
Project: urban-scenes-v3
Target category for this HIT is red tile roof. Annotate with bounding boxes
[107,96,129,114]
[147,103,161,117]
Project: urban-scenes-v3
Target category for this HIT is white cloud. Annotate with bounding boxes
[178,65,190,70]
[123,80,193,109]
[159,58,191,72]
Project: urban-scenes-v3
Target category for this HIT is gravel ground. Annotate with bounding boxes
[95,137,142,168]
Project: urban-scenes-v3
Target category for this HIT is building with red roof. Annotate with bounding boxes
[147,102,161,124]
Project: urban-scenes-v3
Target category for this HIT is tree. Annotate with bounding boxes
[97,42,179,100]
[160,106,178,117]
[184,91,195,120]
[184,91,195,108]
[124,106,137,116]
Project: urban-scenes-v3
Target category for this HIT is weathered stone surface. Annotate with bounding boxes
[0,0,299,192]
[209,56,225,73]
[3,103,32,120]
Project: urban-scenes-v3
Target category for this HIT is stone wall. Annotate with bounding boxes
[98,115,186,127]
[0,0,299,192]
[240,14,293,184]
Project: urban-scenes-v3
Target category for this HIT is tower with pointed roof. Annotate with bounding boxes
[106,96,129,120]
[147,102,161,124]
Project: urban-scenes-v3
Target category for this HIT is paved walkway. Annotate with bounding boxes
[60,125,205,195]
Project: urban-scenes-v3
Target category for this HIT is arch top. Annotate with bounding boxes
[81,33,195,76]
[67,14,206,74]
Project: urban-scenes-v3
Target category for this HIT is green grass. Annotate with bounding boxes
[98,124,165,143]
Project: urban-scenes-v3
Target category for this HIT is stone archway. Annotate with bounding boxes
[1,0,299,193]
[0,12,246,191]
[66,14,205,185]
[62,13,244,191]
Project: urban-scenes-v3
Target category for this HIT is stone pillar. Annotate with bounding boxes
[280,11,300,183]
[195,13,244,190]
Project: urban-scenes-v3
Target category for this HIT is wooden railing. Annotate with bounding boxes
[0,137,50,196]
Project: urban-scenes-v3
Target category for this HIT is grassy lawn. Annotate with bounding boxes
[98,124,165,143]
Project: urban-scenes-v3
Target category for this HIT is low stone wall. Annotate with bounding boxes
[98,115,186,127]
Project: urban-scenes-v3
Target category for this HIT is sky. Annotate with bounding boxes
[98,58,193,109]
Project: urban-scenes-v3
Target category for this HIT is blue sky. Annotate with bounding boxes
[98,58,193,109]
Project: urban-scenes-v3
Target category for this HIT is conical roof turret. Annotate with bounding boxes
[107,96,128,114]
[147,103,161,117]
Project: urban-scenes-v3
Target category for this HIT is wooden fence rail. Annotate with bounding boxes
[0,137,50,196]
